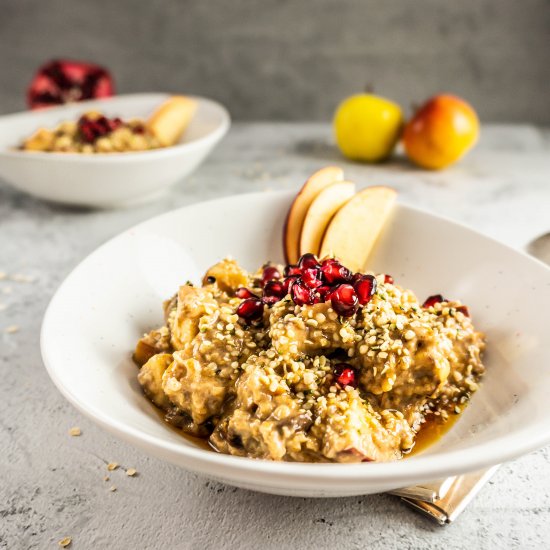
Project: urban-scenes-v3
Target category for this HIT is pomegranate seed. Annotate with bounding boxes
[284,264,301,277]
[456,305,470,317]
[317,285,332,301]
[298,253,320,270]
[262,280,286,305]
[77,114,120,143]
[236,298,264,322]
[329,284,359,317]
[353,274,377,305]
[334,363,358,388]
[384,274,394,284]
[422,294,446,308]
[320,259,352,285]
[27,59,114,109]
[261,265,281,287]
[235,287,258,299]
[291,281,315,306]
[301,267,323,289]
[282,275,299,296]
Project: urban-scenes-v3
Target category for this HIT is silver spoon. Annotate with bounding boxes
[527,232,550,265]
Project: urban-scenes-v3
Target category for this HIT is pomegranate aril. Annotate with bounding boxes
[262,280,286,305]
[353,274,377,305]
[284,264,301,277]
[27,59,114,110]
[334,363,358,388]
[320,259,352,285]
[291,281,315,306]
[422,294,446,308]
[236,298,264,321]
[282,275,299,296]
[317,285,332,301]
[330,284,359,317]
[235,287,258,299]
[384,274,394,284]
[298,253,320,270]
[456,305,470,317]
[301,267,323,289]
[261,265,281,287]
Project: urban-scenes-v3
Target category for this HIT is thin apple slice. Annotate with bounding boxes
[147,95,197,147]
[319,186,397,272]
[283,166,344,263]
[299,181,355,256]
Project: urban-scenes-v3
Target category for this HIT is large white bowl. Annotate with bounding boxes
[41,191,550,497]
[0,93,229,207]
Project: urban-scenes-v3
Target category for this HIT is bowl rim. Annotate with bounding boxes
[40,190,550,484]
[0,93,231,162]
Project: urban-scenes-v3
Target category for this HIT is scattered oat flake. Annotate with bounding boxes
[126,468,137,477]
[103,476,110,482]
[58,537,72,548]
[0,271,6,280]
[5,325,19,334]
[107,462,119,471]
[68,427,81,436]
[109,485,117,492]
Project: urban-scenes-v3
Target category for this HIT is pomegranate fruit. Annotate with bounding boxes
[320,258,351,285]
[283,264,301,277]
[333,363,358,388]
[236,298,264,322]
[384,274,394,284]
[329,284,359,317]
[422,294,445,308]
[301,267,323,289]
[353,274,377,305]
[291,281,316,306]
[27,59,114,109]
[262,280,286,305]
[261,265,281,287]
[235,287,258,299]
[298,253,320,270]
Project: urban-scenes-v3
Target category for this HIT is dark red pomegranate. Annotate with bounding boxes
[301,267,323,289]
[282,275,299,296]
[317,285,332,301]
[291,281,316,306]
[261,265,281,287]
[236,298,264,322]
[329,284,359,317]
[298,253,320,270]
[78,114,122,143]
[384,274,394,284]
[353,274,377,305]
[320,259,352,285]
[27,59,114,109]
[235,287,258,299]
[283,264,301,277]
[422,294,446,308]
[333,363,358,388]
[262,280,286,305]
[456,305,470,317]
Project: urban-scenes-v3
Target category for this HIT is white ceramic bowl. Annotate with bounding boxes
[41,191,550,497]
[0,93,229,207]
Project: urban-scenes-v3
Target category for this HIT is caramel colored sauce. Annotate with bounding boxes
[153,406,213,452]
[408,411,461,457]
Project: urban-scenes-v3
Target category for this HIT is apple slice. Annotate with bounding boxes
[283,166,344,263]
[319,186,397,272]
[147,95,197,147]
[299,181,355,256]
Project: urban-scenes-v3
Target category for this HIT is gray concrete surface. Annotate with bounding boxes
[1,123,550,549]
[1,0,549,122]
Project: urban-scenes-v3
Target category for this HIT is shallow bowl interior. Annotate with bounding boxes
[41,191,550,496]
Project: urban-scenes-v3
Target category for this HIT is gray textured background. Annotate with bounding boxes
[1,0,549,122]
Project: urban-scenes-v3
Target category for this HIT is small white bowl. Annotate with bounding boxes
[0,93,230,207]
[41,191,550,497]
